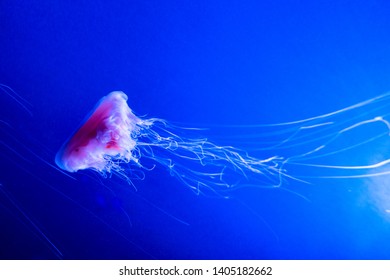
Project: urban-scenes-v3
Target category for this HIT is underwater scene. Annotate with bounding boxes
[1,1,390,259]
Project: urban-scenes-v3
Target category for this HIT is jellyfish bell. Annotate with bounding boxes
[55,91,143,174]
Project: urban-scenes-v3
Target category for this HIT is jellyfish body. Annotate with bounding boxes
[55,90,390,198]
[55,91,289,194]
[55,91,142,174]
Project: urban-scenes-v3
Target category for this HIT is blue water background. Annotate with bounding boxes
[1,1,390,259]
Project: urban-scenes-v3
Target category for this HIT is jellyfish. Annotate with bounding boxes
[55,91,292,196]
[55,91,390,202]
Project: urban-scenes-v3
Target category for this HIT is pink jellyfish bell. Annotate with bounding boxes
[55,91,142,174]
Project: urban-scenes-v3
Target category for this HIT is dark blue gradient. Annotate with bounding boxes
[1,0,390,259]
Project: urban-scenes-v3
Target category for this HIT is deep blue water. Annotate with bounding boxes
[2,0,390,259]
